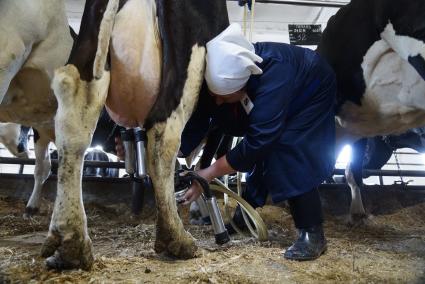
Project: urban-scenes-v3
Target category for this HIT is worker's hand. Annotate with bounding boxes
[182,168,213,205]
[182,180,203,205]
[115,137,125,161]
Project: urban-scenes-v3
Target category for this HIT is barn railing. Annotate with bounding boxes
[0,157,124,169]
[1,157,425,188]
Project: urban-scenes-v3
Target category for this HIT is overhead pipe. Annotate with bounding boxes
[228,0,347,8]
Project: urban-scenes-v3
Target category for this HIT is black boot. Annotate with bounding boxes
[283,225,327,261]
[225,205,254,235]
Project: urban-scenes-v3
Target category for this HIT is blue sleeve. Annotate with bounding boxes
[226,62,294,172]
[179,96,212,158]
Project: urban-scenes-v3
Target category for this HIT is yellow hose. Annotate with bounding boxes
[210,178,268,241]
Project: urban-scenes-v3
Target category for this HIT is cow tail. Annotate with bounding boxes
[93,0,120,79]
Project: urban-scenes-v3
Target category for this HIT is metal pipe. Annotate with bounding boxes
[333,168,425,177]
[0,173,132,183]
[3,157,425,178]
[121,129,136,175]
[227,0,347,8]
[134,128,148,177]
[318,183,425,191]
[0,157,125,169]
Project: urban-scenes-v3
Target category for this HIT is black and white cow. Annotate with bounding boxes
[345,127,425,218]
[317,0,425,221]
[44,0,228,270]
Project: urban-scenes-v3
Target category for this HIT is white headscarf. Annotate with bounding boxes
[205,23,263,96]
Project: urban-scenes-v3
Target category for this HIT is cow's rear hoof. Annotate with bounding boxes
[155,232,197,259]
[348,213,368,227]
[45,253,80,270]
[23,206,39,219]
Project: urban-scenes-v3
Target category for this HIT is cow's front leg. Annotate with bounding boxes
[147,123,197,259]
[41,65,109,270]
[147,45,206,259]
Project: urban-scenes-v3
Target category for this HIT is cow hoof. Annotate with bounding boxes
[155,231,197,259]
[348,213,368,227]
[23,206,39,219]
[41,232,94,270]
[45,253,83,270]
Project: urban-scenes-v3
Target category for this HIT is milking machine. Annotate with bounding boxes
[174,170,230,245]
[120,127,152,215]
[120,127,230,245]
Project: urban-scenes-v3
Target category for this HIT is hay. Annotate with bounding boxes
[0,194,424,283]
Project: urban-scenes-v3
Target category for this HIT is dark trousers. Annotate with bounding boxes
[242,186,324,229]
[288,187,323,229]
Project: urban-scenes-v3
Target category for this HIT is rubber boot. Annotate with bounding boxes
[283,224,327,261]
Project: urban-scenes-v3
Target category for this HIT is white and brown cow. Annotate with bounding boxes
[0,0,73,215]
[317,0,425,222]
[42,0,229,270]
[0,1,123,217]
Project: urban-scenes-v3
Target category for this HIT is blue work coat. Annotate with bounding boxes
[180,42,336,206]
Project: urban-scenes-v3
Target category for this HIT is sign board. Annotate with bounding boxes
[288,24,322,46]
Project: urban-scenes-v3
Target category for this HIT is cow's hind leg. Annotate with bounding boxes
[41,65,109,270]
[147,45,206,259]
[0,36,27,101]
[346,164,367,225]
[345,138,368,225]
[24,128,52,217]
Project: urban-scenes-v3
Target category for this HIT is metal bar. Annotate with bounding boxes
[318,183,425,191]
[392,152,423,155]
[0,173,132,183]
[0,157,125,169]
[227,0,347,8]
[333,168,425,177]
[3,157,425,177]
[385,163,425,166]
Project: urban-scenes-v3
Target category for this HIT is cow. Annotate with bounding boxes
[345,127,425,219]
[42,0,228,270]
[0,123,30,158]
[0,0,73,216]
[317,0,425,222]
[0,0,123,218]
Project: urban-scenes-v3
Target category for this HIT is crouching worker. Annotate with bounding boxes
[179,23,336,261]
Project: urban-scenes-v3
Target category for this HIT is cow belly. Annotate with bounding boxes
[0,67,56,127]
[337,40,425,137]
[106,0,161,128]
